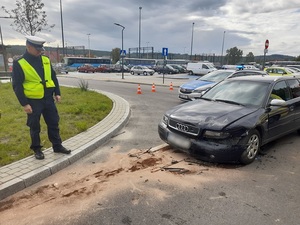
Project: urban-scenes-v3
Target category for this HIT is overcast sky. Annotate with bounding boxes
[1,0,300,57]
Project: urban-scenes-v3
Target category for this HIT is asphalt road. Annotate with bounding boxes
[2,74,299,225]
[60,75,300,225]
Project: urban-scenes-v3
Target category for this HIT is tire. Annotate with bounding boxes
[239,129,261,164]
[131,71,134,75]
[188,71,193,75]
[143,71,147,76]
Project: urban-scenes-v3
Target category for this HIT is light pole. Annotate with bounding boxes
[138,6,142,58]
[146,41,149,58]
[190,22,195,60]
[221,31,226,66]
[87,33,91,58]
[114,23,125,79]
[59,0,65,58]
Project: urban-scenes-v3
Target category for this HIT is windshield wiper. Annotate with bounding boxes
[214,99,244,106]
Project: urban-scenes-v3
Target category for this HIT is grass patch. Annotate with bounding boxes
[0,82,113,166]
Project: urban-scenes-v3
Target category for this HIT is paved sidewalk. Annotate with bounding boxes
[0,90,130,201]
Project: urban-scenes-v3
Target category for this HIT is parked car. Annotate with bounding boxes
[159,75,300,165]
[77,64,95,73]
[95,64,112,73]
[168,64,187,73]
[186,61,217,75]
[178,69,268,101]
[264,66,296,76]
[285,66,300,72]
[130,66,155,76]
[96,64,130,73]
[154,65,179,74]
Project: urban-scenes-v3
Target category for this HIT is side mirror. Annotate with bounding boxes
[269,99,287,107]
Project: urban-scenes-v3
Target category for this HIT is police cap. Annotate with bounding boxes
[26,36,46,51]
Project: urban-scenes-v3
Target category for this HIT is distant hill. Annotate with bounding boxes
[255,54,296,62]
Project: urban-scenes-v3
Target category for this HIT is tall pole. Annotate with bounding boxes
[221,31,226,66]
[59,0,65,59]
[146,41,149,59]
[190,22,195,60]
[87,33,91,57]
[139,6,142,58]
[114,23,125,79]
[0,16,15,72]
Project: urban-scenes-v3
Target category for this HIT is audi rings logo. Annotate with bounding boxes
[176,123,189,132]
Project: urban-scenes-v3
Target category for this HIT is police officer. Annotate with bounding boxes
[12,36,71,160]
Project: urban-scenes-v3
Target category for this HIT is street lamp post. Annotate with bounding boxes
[221,31,226,66]
[114,23,125,79]
[139,6,142,58]
[146,41,149,59]
[59,0,65,57]
[190,22,195,60]
[87,33,91,58]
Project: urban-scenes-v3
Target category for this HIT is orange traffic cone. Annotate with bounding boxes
[151,83,156,92]
[169,82,174,91]
[137,84,142,94]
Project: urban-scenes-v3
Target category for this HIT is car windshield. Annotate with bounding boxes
[202,80,270,106]
[197,71,233,82]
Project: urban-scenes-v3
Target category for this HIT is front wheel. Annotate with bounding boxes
[130,71,134,75]
[239,129,261,165]
[188,71,193,75]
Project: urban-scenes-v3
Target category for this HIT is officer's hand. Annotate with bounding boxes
[55,95,61,103]
[23,104,32,114]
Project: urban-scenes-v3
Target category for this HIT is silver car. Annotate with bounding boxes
[178,69,268,101]
[130,65,155,76]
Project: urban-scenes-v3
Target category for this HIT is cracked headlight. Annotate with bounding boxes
[204,130,230,139]
[161,115,169,125]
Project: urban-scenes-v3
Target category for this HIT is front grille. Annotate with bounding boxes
[169,118,199,136]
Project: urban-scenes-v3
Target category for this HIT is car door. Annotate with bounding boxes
[136,66,142,74]
[286,78,300,128]
[267,80,294,140]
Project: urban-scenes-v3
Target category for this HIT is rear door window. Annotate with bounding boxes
[286,79,300,98]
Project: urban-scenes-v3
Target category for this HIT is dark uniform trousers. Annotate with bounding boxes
[27,97,62,151]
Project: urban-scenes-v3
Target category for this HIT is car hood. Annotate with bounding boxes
[180,80,214,90]
[167,99,258,129]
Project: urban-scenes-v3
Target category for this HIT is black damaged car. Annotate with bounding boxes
[158,75,300,164]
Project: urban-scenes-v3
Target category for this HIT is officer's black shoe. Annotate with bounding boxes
[34,149,45,160]
[53,146,71,154]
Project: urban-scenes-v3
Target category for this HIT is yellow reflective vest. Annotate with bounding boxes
[18,56,55,99]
